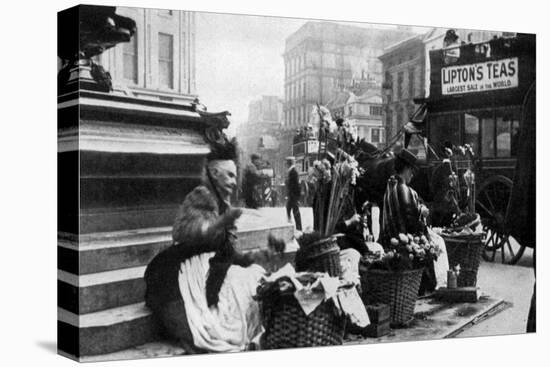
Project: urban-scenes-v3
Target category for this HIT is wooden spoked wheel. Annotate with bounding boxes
[476,175,526,264]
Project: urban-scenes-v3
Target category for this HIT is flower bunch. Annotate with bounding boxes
[364,233,441,272]
[322,150,360,236]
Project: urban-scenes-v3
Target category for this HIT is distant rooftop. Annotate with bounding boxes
[284,21,416,54]
[379,33,427,59]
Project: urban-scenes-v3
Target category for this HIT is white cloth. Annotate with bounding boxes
[337,249,370,327]
[339,248,361,285]
[429,228,449,289]
[178,252,265,352]
[336,287,370,327]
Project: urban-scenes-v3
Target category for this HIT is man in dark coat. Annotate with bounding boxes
[285,156,302,231]
[242,154,265,209]
[144,140,268,353]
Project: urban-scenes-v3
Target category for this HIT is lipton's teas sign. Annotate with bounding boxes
[441,57,518,95]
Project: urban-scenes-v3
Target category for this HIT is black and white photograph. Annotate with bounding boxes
[0,1,539,365]
[54,3,538,362]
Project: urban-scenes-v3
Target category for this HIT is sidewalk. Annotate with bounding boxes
[82,207,535,361]
[455,259,535,337]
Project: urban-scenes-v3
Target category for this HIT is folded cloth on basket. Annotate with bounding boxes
[292,276,339,315]
[259,264,369,325]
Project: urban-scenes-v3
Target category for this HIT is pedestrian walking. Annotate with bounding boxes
[285,156,302,231]
[242,154,264,209]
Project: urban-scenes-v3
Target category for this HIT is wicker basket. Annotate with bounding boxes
[361,268,423,327]
[443,233,485,287]
[295,236,342,277]
[259,291,346,349]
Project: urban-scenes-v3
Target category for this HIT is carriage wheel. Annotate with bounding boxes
[476,175,526,264]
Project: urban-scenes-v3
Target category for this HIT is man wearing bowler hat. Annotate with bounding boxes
[285,156,302,231]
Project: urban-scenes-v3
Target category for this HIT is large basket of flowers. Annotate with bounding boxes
[256,273,347,349]
[361,233,441,326]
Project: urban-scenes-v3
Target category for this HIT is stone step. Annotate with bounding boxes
[58,249,297,357]
[58,267,146,315]
[58,249,297,315]
[59,215,295,275]
[58,303,159,357]
[67,295,507,361]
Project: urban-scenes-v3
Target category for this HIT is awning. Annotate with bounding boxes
[404,103,427,134]
[404,103,427,149]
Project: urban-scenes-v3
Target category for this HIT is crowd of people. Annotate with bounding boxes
[144,136,450,353]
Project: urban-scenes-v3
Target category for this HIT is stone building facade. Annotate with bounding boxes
[236,96,285,183]
[282,21,414,139]
[90,7,197,104]
[379,34,426,153]
[327,88,385,146]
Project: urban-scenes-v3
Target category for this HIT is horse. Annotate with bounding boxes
[352,139,462,228]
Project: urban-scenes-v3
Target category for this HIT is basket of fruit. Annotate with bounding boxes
[360,233,441,326]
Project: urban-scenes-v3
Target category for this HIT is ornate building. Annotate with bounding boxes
[327,88,384,146]
[281,22,414,155]
[379,34,426,154]
[83,7,197,103]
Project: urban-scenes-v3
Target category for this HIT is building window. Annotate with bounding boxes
[384,71,393,103]
[371,128,381,143]
[464,113,480,156]
[348,105,353,116]
[387,109,393,130]
[397,71,404,100]
[123,33,138,83]
[481,114,496,158]
[429,113,462,157]
[496,109,520,157]
[158,33,174,89]
[408,67,415,98]
[159,9,173,16]
[370,106,382,116]
[303,80,306,98]
[396,106,404,128]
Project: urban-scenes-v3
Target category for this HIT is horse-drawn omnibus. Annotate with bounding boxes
[408,33,535,264]
[291,132,320,205]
